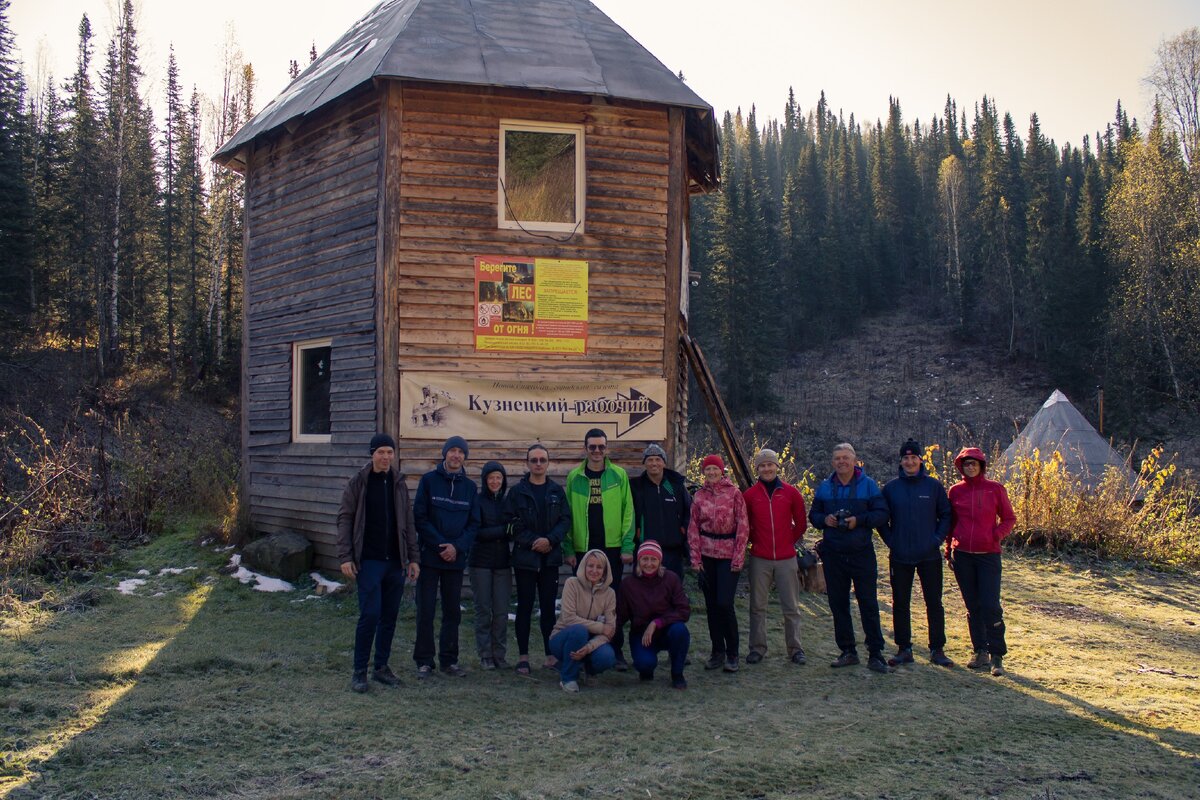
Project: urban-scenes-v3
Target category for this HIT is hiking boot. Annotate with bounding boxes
[704,653,726,671]
[967,650,991,670]
[441,663,467,677]
[723,657,740,673]
[372,666,401,686]
[830,651,860,668]
[480,657,496,671]
[492,656,509,670]
[887,648,914,666]
[415,664,434,680]
[351,670,369,693]
[867,653,892,674]
[671,672,688,690]
[560,680,580,693]
[791,649,807,665]
[990,655,1006,676]
[930,649,954,668]
[746,652,764,665]
[613,654,629,672]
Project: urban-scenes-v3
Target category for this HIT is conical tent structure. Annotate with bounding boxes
[1002,390,1134,489]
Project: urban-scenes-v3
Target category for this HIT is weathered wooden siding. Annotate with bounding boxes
[387,83,687,486]
[242,89,381,565]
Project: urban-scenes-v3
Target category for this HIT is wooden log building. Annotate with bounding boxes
[215,0,720,568]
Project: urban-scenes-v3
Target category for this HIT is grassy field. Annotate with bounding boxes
[2,523,1198,800]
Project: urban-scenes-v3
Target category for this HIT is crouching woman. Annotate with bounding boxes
[548,549,617,692]
[618,540,692,689]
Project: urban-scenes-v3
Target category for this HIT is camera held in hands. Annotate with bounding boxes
[834,509,852,530]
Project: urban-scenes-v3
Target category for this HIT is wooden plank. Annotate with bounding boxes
[664,107,685,457]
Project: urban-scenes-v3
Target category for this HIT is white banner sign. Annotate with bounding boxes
[400,373,668,442]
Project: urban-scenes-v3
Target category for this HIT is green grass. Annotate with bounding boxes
[2,523,1198,799]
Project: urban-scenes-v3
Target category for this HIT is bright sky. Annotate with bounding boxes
[12,0,1199,155]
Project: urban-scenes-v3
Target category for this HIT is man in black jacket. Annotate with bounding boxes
[630,444,692,578]
[880,439,953,667]
[336,433,420,693]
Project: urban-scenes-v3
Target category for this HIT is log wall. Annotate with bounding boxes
[241,89,381,562]
[385,83,686,505]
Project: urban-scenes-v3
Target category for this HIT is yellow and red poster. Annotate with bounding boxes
[474,256,588,354]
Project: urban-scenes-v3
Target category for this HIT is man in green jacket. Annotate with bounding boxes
[566,428,635,669]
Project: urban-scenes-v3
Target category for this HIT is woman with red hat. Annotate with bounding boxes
[687,454,749,672]
[947,447,1016,676]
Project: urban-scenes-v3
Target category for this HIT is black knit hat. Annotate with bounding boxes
[369,433,397,454]
[442,435,469,458]
[899,439,922,458]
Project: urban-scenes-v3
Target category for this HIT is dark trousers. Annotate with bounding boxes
[889,555,946,651]
[514,565,559,657]
[952,551,1007,656]
[470,566,511,661]
[822,546,885,656]
[604,548,627,656]
[630,621,690,677]
[701,556,739,658]
[354,559,407,672]
[659,547,685,579]
[413,565,464,668]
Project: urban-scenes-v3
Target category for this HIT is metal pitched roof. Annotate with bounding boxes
[215,0,719,187]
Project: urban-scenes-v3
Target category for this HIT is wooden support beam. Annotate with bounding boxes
[681,333,751,489]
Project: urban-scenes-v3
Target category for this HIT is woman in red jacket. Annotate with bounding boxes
[947,447,1016,676]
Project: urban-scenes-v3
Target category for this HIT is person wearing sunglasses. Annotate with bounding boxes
[506,443,572,675]
[565,428,635,670]
[946,447,1016,676]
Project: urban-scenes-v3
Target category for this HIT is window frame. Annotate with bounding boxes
[292,338,333,444]
[497,119,586,234]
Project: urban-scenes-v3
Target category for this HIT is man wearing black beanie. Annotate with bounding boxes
[879,439,953,667]
[412,435,479,678]
[337,432,419,693]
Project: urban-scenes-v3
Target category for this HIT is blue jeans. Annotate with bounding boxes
[630,621,690,677]
[354,560,407,671]
[548,624,616,683]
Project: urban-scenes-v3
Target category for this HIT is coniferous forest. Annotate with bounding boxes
[1,0,1198,429]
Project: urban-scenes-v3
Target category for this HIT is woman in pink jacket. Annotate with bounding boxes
[947,447,1016,676]
[687,454,749,672]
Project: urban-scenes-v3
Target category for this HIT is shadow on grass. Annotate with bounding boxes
[5,546,1200,799]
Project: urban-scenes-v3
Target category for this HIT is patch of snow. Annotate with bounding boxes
[136,569,150,576]
[232,565,294,593]
[158,567,197,576]
[507,613,517,621]
[215,545,235,552]
[152,592,166,597]
[310,572,343,592]
[116,578,146,595]
[228,554,242,568]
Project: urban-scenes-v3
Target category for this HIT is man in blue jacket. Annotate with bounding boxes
[810,443,891,674]
[880,440,954,667]
[412,435,479,678]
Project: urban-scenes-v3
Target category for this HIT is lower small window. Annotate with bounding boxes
[293,339,332,442]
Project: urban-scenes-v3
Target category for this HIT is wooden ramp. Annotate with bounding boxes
[681,334,752,490]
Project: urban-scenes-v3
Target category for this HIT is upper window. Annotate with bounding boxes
[498,121,585,234]
[293,339,332,443]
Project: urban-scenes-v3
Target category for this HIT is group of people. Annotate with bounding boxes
[335,429,1016,694]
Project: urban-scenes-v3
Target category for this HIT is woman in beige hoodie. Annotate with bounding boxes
[547,549,618,692]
